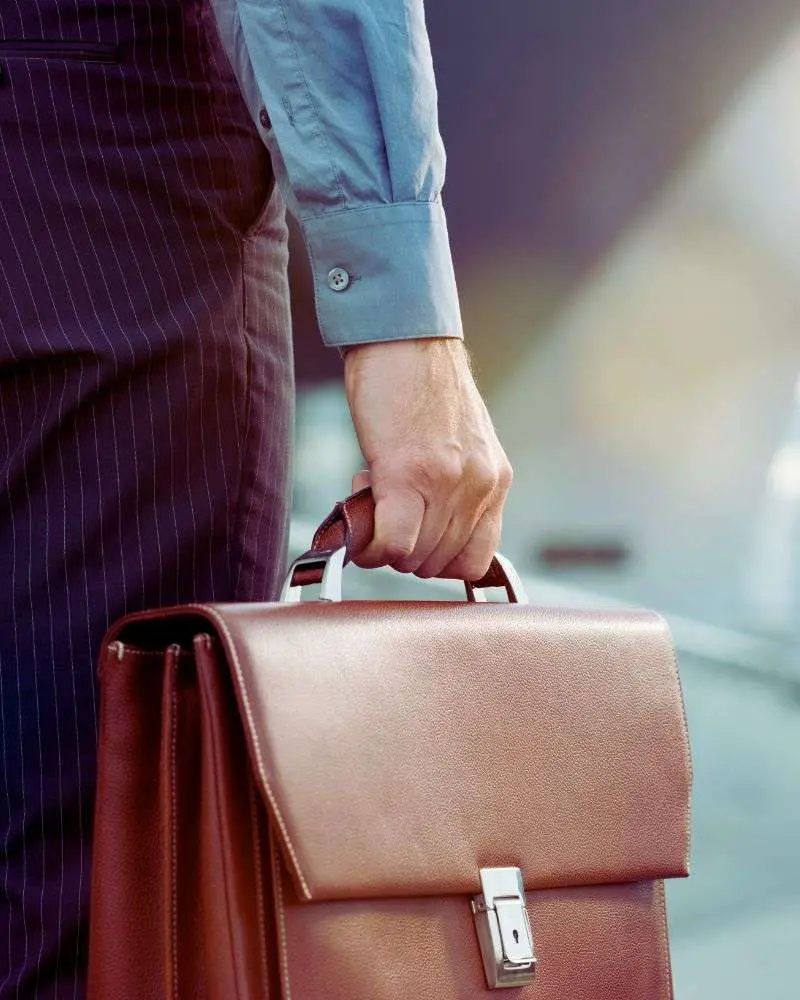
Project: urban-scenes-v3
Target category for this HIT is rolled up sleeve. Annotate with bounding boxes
[217,0,464,347]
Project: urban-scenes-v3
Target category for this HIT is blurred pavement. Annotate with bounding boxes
[667,654,800,999]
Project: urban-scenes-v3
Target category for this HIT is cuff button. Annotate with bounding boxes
[327,267,351,292]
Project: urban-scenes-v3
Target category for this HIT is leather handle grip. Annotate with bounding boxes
[292,487,511,591]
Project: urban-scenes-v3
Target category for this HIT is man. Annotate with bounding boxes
[0,0,512,995]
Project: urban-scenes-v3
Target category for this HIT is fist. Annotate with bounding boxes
[342,337,513,581]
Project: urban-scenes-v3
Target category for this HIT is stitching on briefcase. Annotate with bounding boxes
[169,670,180,1000]
[192,607,312,899]
[271,834,293,1000]
[249,782,271,996]
[655,879,674,1000]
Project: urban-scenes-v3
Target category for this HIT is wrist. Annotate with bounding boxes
[342,336,466,362]
[343,336,470,389]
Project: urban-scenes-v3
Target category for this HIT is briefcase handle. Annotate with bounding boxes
[281,487,528,604]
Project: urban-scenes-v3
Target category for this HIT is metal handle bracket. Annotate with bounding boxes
[279,547,347,603]
[280,548,528,605]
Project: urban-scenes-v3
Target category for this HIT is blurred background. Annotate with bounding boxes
[288,3,800,996]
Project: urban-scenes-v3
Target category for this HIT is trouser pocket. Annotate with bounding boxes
[0,38,120,63]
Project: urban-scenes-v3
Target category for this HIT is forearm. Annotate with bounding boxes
[211,0,465,347]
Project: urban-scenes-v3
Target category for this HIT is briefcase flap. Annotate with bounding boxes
[196,599,691,903]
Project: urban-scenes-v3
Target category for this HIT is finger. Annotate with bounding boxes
[413,498,486,579]
[390,499,454,575]
[413,454,503,578]
[352,488,425,569]
[434,509,503,581]
[352,469,371,493]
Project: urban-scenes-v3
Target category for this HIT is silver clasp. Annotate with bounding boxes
[471,867,537,989]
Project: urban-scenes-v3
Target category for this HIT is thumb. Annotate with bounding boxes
[352,469,371,493]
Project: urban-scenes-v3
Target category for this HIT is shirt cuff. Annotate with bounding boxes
[299,201,464,349]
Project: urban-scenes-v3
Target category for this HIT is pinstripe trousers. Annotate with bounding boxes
[0,0,295,995]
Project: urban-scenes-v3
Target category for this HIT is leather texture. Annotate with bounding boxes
[294,487,510,591]
[197,601,689,900]
[274,855,675,1000]
[87,493,691,1000]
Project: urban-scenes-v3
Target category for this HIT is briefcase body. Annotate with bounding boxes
[87,492,691,999]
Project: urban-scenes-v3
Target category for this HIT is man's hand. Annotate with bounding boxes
[343,338,513,580]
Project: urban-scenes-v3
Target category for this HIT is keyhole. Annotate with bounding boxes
[513,929,519,944]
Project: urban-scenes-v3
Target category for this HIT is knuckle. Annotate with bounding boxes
[461,552,494,580]
[498,457,514,490]
[390,454,439,493]
[431,454,464,489]
[467,552,494,580]
[383,539,416,564]
[468,457,499,494]
[392,554,421,575]
[395,449,469,493]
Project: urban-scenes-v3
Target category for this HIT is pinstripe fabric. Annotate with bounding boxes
[0,1,294,995]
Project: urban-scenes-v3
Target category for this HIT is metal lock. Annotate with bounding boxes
[471,867,537,989]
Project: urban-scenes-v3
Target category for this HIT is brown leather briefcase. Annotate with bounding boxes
[87,490,691,1000]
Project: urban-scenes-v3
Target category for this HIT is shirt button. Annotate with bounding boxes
[327,267,351,292]
[259,106,271,130]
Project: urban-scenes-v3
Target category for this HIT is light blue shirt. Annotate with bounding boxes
[209,0,463,349]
